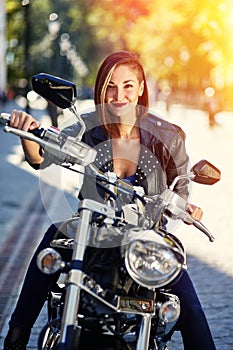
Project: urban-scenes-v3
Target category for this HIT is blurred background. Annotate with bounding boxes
[0,3,233,348]
[0,0,232,117]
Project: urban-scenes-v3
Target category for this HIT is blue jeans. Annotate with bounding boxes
[171,269,216,349]
[9,223,216,350]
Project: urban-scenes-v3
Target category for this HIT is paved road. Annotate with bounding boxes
[0,100,232,349]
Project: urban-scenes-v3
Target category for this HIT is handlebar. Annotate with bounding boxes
[1,112,97,167]
[1,112,215,242]
[0,112,144,199]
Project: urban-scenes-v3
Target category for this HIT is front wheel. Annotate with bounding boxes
[38,319,61,350]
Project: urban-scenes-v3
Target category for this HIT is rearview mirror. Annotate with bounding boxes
[191,160,221,185]
[31,73,77,109]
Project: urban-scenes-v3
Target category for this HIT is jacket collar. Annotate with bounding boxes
[89,112,163,145]
[92,125,108,141]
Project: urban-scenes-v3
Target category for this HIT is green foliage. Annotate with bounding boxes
[6,0,51,84]
[6,0,233,107]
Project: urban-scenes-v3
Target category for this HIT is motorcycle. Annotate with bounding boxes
[0,73,221,350]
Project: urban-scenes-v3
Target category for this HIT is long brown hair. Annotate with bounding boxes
[94,51,149,134]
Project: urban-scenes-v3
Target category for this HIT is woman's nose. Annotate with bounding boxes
[115,87,124,101]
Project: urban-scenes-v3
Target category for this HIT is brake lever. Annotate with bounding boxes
[4,126,50,147]
[4,126,96,166]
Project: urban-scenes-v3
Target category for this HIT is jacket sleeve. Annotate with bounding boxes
[166,126,190,199]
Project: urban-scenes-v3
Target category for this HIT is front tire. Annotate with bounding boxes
[38,319,61,350]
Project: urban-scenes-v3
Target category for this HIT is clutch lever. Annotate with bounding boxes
[185,214,215,242]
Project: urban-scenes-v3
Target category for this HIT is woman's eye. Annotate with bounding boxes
[125,84,133,89]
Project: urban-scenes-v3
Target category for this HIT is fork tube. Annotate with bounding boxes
[59,207,91,344]
[136,314,152,350]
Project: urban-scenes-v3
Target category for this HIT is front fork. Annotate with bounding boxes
[137,314,153,350]
[56,199,116,350]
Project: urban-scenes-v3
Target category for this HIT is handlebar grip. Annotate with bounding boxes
[27,127,46,138]
[1,112,46,139]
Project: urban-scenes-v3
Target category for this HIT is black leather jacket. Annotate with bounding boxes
[42,111,190,200]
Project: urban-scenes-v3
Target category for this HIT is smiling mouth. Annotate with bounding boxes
[111,102,128,108]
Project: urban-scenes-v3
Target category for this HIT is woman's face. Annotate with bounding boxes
[105,64,144,117]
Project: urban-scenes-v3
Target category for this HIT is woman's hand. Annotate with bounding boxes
[10,110,40,131]
[9,110,43,165]
[183,203,203,225]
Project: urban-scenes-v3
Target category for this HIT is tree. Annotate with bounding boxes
[6,0,233,108]
[124,0,232,100]
[6,0,51,87]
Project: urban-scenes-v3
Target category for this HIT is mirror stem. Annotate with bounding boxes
[69,104,86,141]
[169,172,194,191]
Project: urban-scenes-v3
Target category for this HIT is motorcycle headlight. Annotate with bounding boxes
[124,230,184,289]
[37,248,65,274]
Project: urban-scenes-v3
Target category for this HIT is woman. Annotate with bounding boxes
[4,51,216,349]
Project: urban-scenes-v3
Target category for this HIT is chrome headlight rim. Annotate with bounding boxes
[125,238,185,289]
